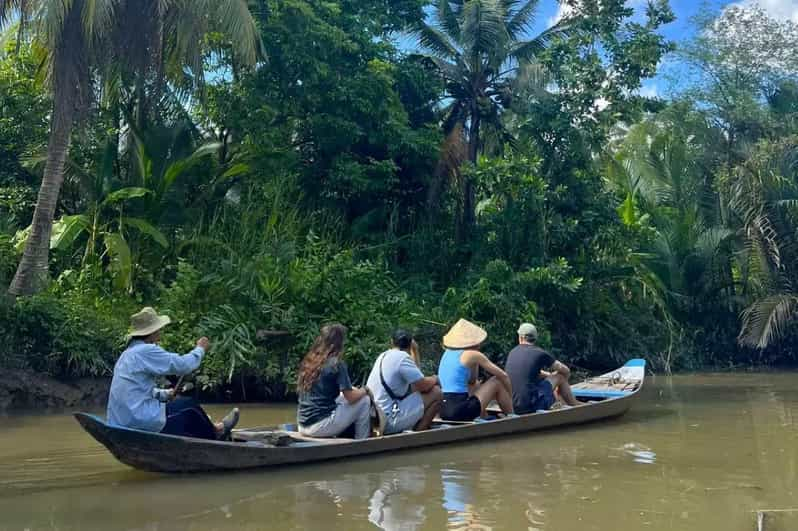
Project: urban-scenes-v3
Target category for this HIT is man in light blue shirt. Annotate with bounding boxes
[366,330,441,434]
[107,307,239,439]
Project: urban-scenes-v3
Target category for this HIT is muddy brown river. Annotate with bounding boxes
[0,373,796,530]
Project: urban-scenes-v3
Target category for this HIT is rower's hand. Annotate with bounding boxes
[166,388,177,401]
[197,337,210,351]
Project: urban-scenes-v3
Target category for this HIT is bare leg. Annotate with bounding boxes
[473,377,513,417]
[414,387,442,431]
[547,374,582,406]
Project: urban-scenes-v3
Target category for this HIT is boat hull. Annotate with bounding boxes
[76,359,646,473]
[75,388,641,473]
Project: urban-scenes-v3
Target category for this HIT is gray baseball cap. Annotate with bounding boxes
[517,323,538,340]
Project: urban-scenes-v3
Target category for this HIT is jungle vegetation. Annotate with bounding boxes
[1,1,796,398]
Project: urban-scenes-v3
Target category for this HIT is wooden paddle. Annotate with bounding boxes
[170,374,190,400]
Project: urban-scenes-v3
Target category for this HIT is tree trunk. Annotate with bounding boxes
[457,113,480,243]
[9,90,76,295]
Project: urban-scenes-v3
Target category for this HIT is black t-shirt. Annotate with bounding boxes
[505,344,555,414]
[297,358,353,426]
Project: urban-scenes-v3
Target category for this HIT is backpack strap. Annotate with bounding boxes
[379,353,413,401]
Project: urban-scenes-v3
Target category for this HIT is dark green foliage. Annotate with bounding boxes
[0,290,127,377]
[6,1,798,396]
[0,45,49,229]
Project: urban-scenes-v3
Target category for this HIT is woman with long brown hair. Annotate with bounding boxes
[296,323,371,439]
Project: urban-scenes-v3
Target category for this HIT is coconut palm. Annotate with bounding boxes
[1,0,261,296]
[414,0,570,235]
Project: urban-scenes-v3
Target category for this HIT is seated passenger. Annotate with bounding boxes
[107,307,240,440]
[437,319,513,421]
[366,330,442,434]
[505,323,582,414]
[297,323,371,439]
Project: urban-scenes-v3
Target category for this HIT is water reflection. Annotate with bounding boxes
[613,442,657,464]
[367,467,428,530]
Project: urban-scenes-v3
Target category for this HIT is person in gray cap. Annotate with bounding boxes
[503,323,581,414]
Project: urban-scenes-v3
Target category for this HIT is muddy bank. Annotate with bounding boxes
[0,370,109,414]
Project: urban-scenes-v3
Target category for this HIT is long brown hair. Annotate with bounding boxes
[409,339,421,366]
[297,323,347,392]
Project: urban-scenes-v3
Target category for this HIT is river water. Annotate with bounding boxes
[0,373,796,531]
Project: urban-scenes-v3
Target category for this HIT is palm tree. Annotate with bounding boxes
[2,0,261,296]
[2,0,97,295]
[732,138,798,349]
[606,124,738,370]
[414,0,570,236]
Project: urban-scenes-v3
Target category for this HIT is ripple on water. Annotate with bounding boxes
[613,442,657,465]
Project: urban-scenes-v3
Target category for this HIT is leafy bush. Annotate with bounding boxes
[0,232,17,286]
[0,291,127,378]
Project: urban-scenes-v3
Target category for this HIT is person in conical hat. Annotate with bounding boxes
[437,319,514,421]
[107,307,240,440]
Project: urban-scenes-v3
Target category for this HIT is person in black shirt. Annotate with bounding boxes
[504,323,581,414]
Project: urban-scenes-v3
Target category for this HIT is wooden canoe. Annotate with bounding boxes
[74,359,646,473]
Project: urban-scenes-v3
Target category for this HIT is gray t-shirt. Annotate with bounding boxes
[366,349,425,414]
[297,358,353,426]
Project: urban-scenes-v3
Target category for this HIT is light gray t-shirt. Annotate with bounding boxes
[367,349,425,413]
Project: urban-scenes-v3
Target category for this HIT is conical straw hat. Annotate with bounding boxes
[443,319,487,349]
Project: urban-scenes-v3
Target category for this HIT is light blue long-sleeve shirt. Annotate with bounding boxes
[106,340,205,432]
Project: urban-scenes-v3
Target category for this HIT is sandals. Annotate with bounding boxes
[218,407,240,440]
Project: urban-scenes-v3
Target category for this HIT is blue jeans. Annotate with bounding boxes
[531,379,556,411]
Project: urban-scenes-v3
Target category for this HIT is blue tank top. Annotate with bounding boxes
[438,349,470,393]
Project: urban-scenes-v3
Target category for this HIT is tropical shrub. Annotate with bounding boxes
[0,290,127,377]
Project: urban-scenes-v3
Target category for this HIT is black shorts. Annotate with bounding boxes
[441,393,482,421]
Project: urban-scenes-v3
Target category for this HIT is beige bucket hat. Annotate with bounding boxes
[127,307,171,340]
[443,318,487,349]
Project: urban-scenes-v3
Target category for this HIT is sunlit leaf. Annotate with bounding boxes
[101,187,152,207]
[103,232,132,291]
[50,215,90,250]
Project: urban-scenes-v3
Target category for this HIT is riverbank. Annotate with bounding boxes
[0,370,109,414]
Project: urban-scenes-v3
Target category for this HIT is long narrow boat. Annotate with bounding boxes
[74,359,646,473]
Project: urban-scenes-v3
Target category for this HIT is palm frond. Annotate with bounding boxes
[441,99,468,134]
[0,0,24,28]
[427,55,466,86]
[214,0,261,65]
[509,17,572,62]
[739,292,798,349]
[693,226,734,262]
[80,0,114,44]
[436,121,468,187]
[0,20,16,51]
[774,199,798,218]
[506,0,541,40]
[436,0,461,43]
[460,0,508,59]
[510,60,549,94]
[414,21,459,59]
[36,0,71,48]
